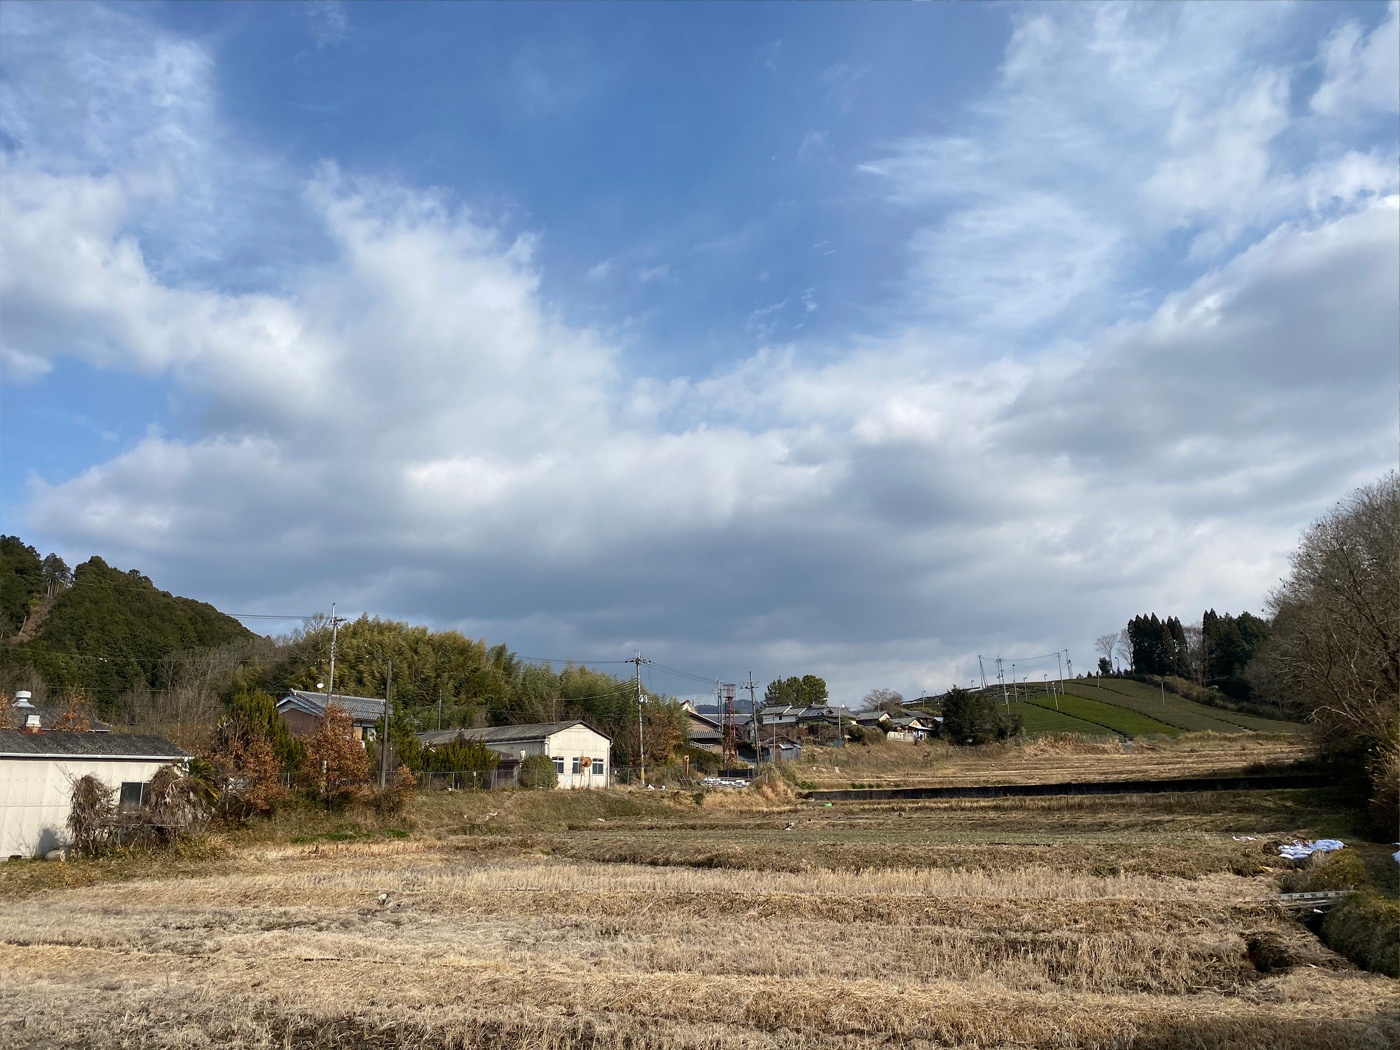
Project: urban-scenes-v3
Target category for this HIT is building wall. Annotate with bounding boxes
[0,757,178,858]
[481,725,611,789]
[546,724,610,789]
[279,707,373,742]
[280,709,321,739]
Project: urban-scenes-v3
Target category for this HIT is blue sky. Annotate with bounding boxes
[1,1,1396,700]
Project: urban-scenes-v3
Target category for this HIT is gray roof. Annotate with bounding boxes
[0,729,189,760]
[7,704,113,732]
[890,716,933,728]
[280,689,385,724]
[417,720,611,748]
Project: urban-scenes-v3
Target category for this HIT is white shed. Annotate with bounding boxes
[417,721,612,789]
[0,729,190,858]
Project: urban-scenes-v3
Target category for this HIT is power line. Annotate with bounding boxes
[227,613,319,620]
[995,650,1064,664]
[515,657,632,665]
[647,661,719,684]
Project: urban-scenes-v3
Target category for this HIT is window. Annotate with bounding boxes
[119,782,144,812]
[571,757,581,775]
[552,756,564,775]
[592,759,604,775]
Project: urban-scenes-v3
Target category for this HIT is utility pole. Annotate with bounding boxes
[997,658,1008,711]
[745,672,758,756]
[379,658,393,788]
[626,651,650,784]
[721,682,738,768]
[325,602,342,703]
[1056,651,1064,695]
[1011,663,1017,703]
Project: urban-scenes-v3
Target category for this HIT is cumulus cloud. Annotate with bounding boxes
[2,3,1396,700]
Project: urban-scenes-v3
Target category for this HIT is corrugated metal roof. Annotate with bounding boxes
[0,729,189,760]
[416,721,611,747]
[280,689,385,724]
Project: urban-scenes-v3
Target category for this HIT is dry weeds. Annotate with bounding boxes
[800,733,1311,787]
[0,751,1393,1049]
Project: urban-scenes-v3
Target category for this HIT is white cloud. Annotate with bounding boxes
[797,130,830,163]
[306,1,349,50]
[822,62,870,112]
[3,3,1396,701]
[863,2,1399,334]
[637,264,669,283]
[1311,2,1400,118]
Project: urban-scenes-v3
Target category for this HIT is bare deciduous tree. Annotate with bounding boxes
[862,687,904,713]
[1181,623,1205,684]
[1094,634,1118,670]
[1113,631,1133,673]
[1255,473,1399,815]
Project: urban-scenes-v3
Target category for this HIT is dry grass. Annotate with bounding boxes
[799,732,1311,787]
[0,750,1394,1048]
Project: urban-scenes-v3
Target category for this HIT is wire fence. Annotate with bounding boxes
[417,769,518,791]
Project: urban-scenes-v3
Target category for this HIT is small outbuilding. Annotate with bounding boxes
[417,720,611,789]
[0,728,190,858]
[886,715,934,742]
[277,689,385,741]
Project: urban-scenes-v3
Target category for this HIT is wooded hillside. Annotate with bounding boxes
[1,538,252,709]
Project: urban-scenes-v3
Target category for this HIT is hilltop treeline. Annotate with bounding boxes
[0,536,684,767]
[1120,610,1269,695]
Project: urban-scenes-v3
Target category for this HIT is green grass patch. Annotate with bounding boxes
[1022,693,1179,737]
[1069,678,1303,734]
[1063,680,1248,733]
[1009,700,1117,737]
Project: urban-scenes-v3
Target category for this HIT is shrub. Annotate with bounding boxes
[300,704,371,810]
[66,774,116,857]
[518,754,558,790]
[418,735,500,776]
[206,712,290,819]
[1279,849,1368,893]
[748,766,794,802]
[1322,891,1400,977]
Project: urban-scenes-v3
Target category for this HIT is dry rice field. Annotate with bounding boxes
[0,750,1396,1048]
[795,733,1311,789]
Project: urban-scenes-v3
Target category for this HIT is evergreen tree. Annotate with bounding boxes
[941,687,1002,745]
[0,536,44,637]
